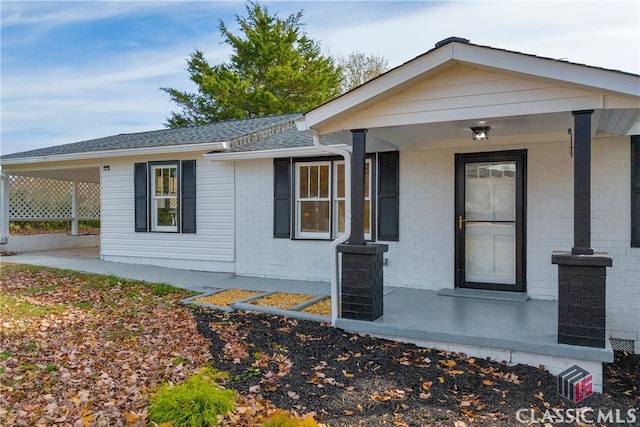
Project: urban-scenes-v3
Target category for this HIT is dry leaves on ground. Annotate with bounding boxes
[0,265,212,426]
[194,289,264,307]
[249,292,315,310]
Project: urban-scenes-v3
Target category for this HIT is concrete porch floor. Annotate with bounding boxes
[2,248,612,386]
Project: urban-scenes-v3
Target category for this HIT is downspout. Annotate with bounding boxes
[0,172,9,244]
[312,134,351,325]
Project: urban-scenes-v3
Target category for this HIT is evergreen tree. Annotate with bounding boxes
[162,1,341,127]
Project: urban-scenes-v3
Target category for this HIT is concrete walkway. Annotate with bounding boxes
[0,248,330,296]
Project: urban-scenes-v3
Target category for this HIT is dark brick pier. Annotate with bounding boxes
[552,251,612,348]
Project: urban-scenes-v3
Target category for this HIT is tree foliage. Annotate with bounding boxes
[162,1,341,127]
[336,51,389,94]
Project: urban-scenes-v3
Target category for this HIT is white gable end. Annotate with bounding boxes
[320,64,636,133]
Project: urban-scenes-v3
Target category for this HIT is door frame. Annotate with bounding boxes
[454,149,527,292]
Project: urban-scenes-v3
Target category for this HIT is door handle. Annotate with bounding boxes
[458,215,464,230]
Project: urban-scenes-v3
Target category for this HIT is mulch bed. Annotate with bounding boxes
[193,308,639,426]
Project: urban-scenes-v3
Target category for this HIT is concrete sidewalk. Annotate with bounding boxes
[0,248,330,296]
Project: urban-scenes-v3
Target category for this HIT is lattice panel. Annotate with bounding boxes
[610,338,635,353]
[76,181,101,219]
[8,175,100,220]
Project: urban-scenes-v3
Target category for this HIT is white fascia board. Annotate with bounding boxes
[303,45,455,131]
[204,145,349,161]
[0,141,230,166]
[453,43,640,97]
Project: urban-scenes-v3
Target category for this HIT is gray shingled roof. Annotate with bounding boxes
[2,113,302,160]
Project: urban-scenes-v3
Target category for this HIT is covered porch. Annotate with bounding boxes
[3,247,613,391]
[295,38,639,391]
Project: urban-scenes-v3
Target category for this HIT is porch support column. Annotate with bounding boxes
[71,180,78,236]
[572,110,594,255]
[0,174,9,244]
[551,109,611,349]
[349,129,367,246]
[337,129,388,321]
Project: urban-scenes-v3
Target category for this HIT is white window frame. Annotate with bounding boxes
[293,158,373,240]
[295,161,332,239]
[150,163,179,232]
[334,159,372,240]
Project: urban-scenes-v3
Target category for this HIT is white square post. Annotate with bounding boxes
[0,173,10,244]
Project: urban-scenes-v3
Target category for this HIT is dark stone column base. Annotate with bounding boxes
[337,243,388,321]
[552,251,612,348]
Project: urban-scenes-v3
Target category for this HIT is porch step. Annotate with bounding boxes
[437,288,529,302]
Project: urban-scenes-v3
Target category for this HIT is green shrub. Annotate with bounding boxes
[263,410,318,427]
[148,367,234,427]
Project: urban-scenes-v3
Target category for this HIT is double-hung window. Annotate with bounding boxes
[134,160,196,234]
[296,162,332,238]
[274,152,399,241]
[151,164,178,232]
[293,158,373,240]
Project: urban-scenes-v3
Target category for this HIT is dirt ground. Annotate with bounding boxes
[194,308,639,426]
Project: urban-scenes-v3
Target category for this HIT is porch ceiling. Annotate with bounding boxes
[319,109,638,152]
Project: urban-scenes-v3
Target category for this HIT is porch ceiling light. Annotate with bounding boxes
[471,126,491,141]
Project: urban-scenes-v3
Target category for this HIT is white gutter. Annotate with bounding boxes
[203,145,339,161]
[312,134,351,325]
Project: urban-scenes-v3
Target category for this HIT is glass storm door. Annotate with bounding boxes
[455,151,526,292]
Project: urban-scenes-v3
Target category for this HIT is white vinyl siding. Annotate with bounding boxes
[100,155,235,271]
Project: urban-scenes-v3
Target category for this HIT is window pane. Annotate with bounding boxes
[299,166,309,198]
[337,200,345,233]
[155,198,176,227]
[300,201,330,233]
[309,166,319,198]
[169,167,177,195]
[155,169,163,196]
[320,165,329,198]
[364,200,371,234]
[337,163,345,198]
[364,162,370,198]
[162,169,170,196]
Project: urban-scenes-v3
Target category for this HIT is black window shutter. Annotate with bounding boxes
[273,158,291,238]
[632,135,640,247]
[181,160,197,234]
[378,151,400,241]
[134,162,148,232]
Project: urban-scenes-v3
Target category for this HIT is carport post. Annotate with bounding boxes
[0,174,9,244]
[71,180,78,236]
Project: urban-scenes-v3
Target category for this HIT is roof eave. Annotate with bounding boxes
[0,141,230,166]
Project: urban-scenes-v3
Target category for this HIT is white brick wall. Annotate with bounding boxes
[234,158,334,281]
[232,137,639,349]
[592,136,640,349]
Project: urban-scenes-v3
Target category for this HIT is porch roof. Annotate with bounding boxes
[298,37,640,146]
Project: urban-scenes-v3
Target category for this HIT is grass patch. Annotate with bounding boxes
[152,282,185,296]
[148,367,234,427]
[0,293,65,319]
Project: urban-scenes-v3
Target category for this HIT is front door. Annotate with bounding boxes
[455,150,526,292]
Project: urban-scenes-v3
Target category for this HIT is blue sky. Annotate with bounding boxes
[1,0,639,156]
